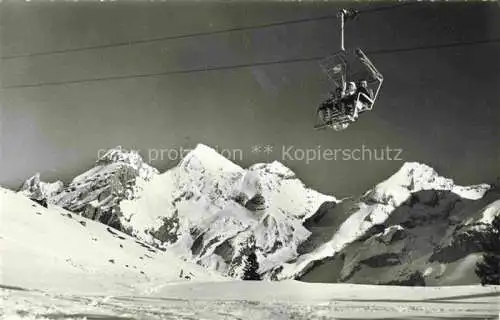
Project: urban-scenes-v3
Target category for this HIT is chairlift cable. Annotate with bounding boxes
[0,3,413,60]
[2,37,499,90]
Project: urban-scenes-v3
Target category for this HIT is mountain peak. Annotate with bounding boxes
[249,161,296,180]
[98,146,141,166]
[97,146,158,181]
[389,162,451,190]
[365,162,490,207]
[179,144,243,173]
[18,172,64,201]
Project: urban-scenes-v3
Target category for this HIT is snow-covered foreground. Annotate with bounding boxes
[2,281,499,319]
[0,187,222,297]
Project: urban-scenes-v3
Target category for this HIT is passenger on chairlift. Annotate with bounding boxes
[357,80,373,100]
[340,82,357,116]
[356,80,374,111]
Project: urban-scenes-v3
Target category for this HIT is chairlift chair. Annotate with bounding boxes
[314,9,384,131]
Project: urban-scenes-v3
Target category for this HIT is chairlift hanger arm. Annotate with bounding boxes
[339,10,345,51]
[337,8,359,52]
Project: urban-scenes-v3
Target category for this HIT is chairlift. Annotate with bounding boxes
[315,9,384,131]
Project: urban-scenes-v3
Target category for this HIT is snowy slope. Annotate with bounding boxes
[274,162,492,280]
[119,144,336,278]
[2,280,499,320]
[0,186,221,296]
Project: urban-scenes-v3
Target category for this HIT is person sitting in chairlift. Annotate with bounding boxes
[358,80,373,98]
[341,82,357,118]
[318,91,334,123]
[357,80,373,100]
[322,85,345,111]
[346,81,356,96]
[332,86,346,111]
[356,80,374,112]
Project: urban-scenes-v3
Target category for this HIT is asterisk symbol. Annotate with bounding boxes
[251,145,262,153]
[263,145,273,155]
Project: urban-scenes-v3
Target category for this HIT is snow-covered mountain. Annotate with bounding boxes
[18,144,335,279]
[20,146,159,230]
[15,145,499,284]
[19,172,64,201]
[118,144,336,278]
[274,163,498,285]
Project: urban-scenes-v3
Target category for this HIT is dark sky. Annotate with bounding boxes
[1,1,499,197]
